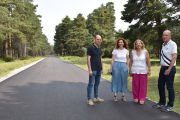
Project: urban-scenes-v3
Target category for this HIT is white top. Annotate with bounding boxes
[161,40,177,66]
[131,50,148,74]
[112,48,129,63]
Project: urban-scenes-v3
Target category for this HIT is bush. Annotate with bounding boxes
[177,47,180,61]
[79,47,87,57]
[20,55,32,60]
[149,54,158,59]
[4,56,14,62]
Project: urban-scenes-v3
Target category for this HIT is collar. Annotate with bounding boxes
[92,43,98,49]
[163,39,172,46]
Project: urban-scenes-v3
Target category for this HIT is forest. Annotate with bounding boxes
[0,0,53,61]
[54,0,180,59]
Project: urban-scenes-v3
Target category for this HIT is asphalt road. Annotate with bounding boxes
[0,55,179,120]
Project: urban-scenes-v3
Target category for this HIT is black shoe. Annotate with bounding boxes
[161,106,173,112]
[152,103,165,108]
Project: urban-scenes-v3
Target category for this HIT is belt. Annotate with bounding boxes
[161,66,175,69]
[161,66,169,68]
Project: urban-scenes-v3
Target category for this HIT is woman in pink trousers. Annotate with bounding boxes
[129,40,151,104]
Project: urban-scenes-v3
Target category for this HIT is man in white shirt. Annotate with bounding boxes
[152,30,177,112]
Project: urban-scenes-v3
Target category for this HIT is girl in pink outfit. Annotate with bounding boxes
[129,40,151,104]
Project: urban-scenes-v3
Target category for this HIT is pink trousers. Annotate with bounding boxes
[132,74,148,102]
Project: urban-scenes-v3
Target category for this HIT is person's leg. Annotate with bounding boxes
[94,70,101,99]
[114,92,118,101]
[87,71,96,100]
[132,74,139,102]
[158,67,166,105]
[166,67,176,107]
[139,74,148,102]
[121,63,128,101]
[110,62,119,93]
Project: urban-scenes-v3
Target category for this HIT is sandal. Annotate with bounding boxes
[114,95,118,102]
[134,99,138,103]
[140,101,144,105]
[122,95,127,101]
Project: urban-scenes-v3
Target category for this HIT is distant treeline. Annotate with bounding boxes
[54,1,180,59]
[0,0,53,60]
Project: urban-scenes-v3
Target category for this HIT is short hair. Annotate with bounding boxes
[95,35,101,39]
[134,40,146,50]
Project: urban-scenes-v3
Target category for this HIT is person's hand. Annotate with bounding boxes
[109,69,112,74]
[129,70,132,77]
[89,70,93,76]
[101,70,104,74]
[164,70,170,75]
[148,71,151,76]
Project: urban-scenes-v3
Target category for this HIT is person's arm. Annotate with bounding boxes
[126,54,129,68]
[146,51,151,76]
[164,53,177,75]
[101,56,103,74]
[87,55,92,76]
[129,52,133,76]
[109,54,115,74]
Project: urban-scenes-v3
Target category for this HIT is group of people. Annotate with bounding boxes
[86,30,177,112]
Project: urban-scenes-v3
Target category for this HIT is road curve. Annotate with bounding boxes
[0,55,179,120]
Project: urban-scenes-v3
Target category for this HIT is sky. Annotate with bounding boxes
[33,0,131,45]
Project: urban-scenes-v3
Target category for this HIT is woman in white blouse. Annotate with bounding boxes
[109,38,129,102]
[129,40,151,104]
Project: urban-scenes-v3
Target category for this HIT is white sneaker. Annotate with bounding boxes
[94,97,104,102]
[87,99,94,106]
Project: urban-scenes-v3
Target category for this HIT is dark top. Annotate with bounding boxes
[87,43,102,71]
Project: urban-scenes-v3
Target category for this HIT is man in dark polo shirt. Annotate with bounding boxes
[87,35,104,106]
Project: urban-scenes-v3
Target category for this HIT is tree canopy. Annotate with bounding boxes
[121,0,180,56]
[0,0,52,59]
[54,1,180,58]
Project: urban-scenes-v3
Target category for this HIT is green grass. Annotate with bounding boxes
[58,55,180,113]
[0,56,46,78]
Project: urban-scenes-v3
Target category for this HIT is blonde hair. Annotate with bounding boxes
[134,40,146,50]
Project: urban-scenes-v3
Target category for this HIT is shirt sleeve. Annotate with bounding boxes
[126,50,129,55]
[112,49,116,55]
[171,42,177,54]
[87,47,92,56]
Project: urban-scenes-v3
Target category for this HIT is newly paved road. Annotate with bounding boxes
[0,55,179,120]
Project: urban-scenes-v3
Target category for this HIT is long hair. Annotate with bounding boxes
[133,40,146,50]
[115,38,129,50]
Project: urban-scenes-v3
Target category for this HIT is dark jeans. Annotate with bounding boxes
[158,66,176,107]
[87,70,101,100]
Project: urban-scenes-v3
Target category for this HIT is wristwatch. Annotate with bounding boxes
[167,69,170,72]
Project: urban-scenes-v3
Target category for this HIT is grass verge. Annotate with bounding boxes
[58,55,180,113]
[0,56,46,78]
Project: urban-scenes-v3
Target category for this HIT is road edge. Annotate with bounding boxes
[0,58,46,82]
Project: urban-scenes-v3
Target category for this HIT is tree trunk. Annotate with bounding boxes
[5,41,8,57]
[24,36,26,57]
[9,4,12,57]
[18,42,21,59]
[9,33,12,57]
[24,43,26,57]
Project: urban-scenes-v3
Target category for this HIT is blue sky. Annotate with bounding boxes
[33,0,131,45]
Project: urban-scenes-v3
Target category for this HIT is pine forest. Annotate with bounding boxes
[54,0,180,59]
[0,0,53,61]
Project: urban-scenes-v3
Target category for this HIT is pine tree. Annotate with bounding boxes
[67,13,89,56]
[121,0,179,55]
[86,2,116,57]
